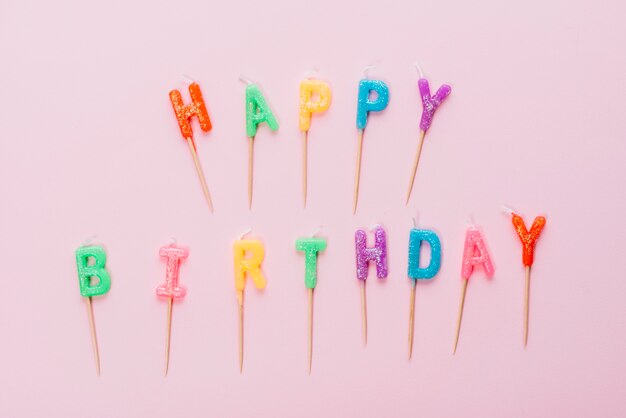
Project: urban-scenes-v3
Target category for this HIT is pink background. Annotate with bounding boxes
[1,0,625,416]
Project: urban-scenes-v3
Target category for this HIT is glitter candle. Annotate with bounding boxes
[296,237,327,289]
[233,237,266,372]
[407,229,442,280]
[156,243,188,375]
[353,78,389,213]
[299,80,332,132]
[355,226,388,280]
[406,77,452,204]
[169,82,212,140]
[76,246,111,297]
[156,245,189,299]
[233,239,267,294]
[407,228,441,359]
[168,82,214,211]
[75,245,111,375]
[511,213,546,267]
[296,235,327,372]
[246,84,279,138]
[510,212,547,346]
[454,225,494,354]
[418,78,451,132]
[299,79,332,206]
[461,226,494,280]
[245,83,278,209]
[356,79,389,130]
[355,225,387,345]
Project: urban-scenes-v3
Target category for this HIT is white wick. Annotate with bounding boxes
[414,62,425,79]
[239,228,253,240]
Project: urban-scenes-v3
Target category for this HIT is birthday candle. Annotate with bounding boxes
[407,228,442,359]
[299,79,332,207]
[156,243,188,375]
[169,82,215,211]
[75,245,111,376]
[353,78,389,213]
[233,237,267,372]
[454,226,494,353]
[509,212,546,346]
[355,226,388,344]
[296,236,327,373]
[245,83,279,209]
[406,74,452,204]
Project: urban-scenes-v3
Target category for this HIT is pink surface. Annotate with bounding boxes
[0,0,625,417]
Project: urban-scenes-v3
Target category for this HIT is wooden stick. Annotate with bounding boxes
[353,129,364,214]
[361,279,367,345]
[524,266,531,347]
[248,136,254,210]
[408,279,416,360]
[308,288,313,374]
[405,130,426,205]
[303,130,308,208]
[238,290,244,373]
[165,296,173,376]
[186,137,214,212]
[453,279,469,355]
[86,296,100,376]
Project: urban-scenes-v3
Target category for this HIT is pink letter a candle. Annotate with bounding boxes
[453,226,494,354]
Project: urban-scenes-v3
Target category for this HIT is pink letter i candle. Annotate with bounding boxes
[156,243,188,376]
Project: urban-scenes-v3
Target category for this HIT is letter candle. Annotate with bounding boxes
[506,208,546,346]
[354,225,388,344]
[406,66,451,204]
[75,244,112,376]
[406,220,442,359]
[299,79,332,207]
[233,231,267,372]
[296,230,327,373]
[243,78,279,209]
[353,71,389,213]
[453,225,495,354]
[169,80,215,211]
[156,243,188,375]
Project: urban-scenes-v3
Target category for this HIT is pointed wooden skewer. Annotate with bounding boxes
[361,279,367,345]
[164,296,173,376]
[353,129,364,214]
[85,296,101,376]
[308,288,314,374]
[186,137,213,212]
[408,279,416,359]
[248,137,254,210]
[524,266,531,347]
[238,290,244,373]
[453,279,469,354]
[303,131,308,208]
[406,130,426,205]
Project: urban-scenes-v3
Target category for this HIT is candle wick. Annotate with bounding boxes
[369,223,382,232]
[414,62,425,79]
[239,228,252,240]
[80,235,97,247]
[238,74,254,85]
[181,74,195,85]
[501,205,516,216]
[363,65,377,79]
[311,225,324,238]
